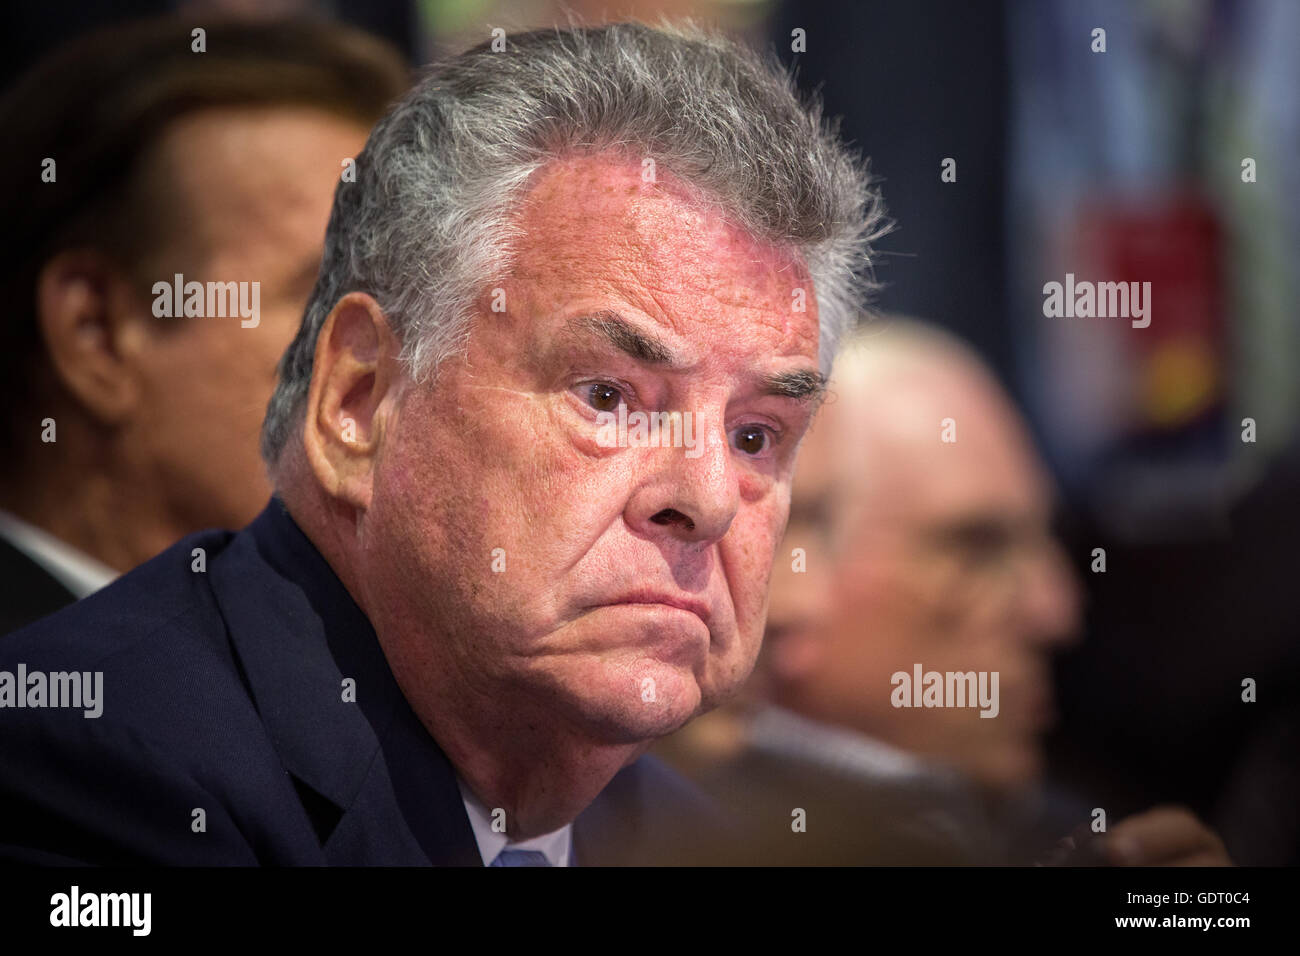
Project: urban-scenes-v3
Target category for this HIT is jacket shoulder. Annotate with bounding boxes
[1,527,235,668]
[0,528,312,864]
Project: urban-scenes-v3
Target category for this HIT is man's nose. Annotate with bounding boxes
[626,422,738,546]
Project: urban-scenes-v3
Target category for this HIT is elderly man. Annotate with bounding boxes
[0,22,883,865]
[0,18,408,634]
[688,321,1231,865]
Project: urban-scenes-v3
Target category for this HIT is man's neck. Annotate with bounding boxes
[379,630,647,837]
[0,462,177,573]
[437,699,647,838]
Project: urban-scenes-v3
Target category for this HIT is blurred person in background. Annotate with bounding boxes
[670,320,1231,866]
[765,0,1300,855]
[0,17,409,634]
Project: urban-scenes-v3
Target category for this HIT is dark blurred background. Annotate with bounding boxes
[6,0,1295,862]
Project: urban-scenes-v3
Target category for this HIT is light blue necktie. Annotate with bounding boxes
[490,848,552,867]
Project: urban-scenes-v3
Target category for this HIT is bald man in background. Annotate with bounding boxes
[0,18,408,634]
[669,320,1231,866]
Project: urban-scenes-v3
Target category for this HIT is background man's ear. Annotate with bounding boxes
[35,249,149,424]
[301,292,402,510]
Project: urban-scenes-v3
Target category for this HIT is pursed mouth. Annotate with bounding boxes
[598,592,712,628]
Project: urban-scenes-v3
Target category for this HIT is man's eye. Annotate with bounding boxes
[731,425,772,456]
[583,383,624,412]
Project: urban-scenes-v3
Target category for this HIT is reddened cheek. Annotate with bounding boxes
[720,517,779,618]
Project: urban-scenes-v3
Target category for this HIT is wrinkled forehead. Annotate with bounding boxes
[506,153,819,363]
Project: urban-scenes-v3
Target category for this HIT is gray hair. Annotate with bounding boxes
[261,20,888,464]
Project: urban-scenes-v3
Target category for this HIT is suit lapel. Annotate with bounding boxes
[210,501,480,865]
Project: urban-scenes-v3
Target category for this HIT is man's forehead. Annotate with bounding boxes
[147,107,365,262]
[518,154,806,270]
[826,381,1053,529]
[509,152,820,362]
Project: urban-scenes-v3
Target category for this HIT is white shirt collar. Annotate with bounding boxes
[747,703,950,787]
[0,510,117,599]
[457,776,574,867]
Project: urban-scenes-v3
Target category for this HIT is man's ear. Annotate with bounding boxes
[301,292,402,511]
[35,249,149,424]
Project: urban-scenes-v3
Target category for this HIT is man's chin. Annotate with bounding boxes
[557,662,706,744]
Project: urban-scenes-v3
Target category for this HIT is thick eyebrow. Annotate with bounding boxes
[567,309,825,402]
[570,311,677,365]
[759,368,827,403]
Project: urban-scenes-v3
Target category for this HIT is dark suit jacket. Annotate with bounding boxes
[0,533,76,636]
[0,500,726,865]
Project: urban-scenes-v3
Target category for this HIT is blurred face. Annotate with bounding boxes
[768,360,1081,790]
[365,154,822,745]
[127,106,370,530]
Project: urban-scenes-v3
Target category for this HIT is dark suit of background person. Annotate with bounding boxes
[695,705,1084,866]
[0,500,725,865]
[0,532,88,636]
